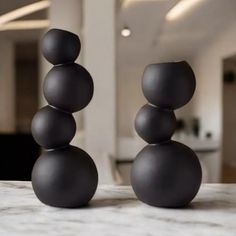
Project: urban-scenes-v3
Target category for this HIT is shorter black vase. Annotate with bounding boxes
[131,141,202,208]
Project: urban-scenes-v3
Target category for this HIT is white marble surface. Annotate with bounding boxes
[0,182,236,236]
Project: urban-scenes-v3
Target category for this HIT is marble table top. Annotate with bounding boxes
[0,182,236,236]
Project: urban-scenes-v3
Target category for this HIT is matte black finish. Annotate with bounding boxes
[131,141,202,207]
[43,63,94,113]
[142,61,196,109]
[31,106,76,149]
[132,61,202,208]
[135,104,176,143]
[31,28,98,208]
[42,29,81,65]
[32,146,98,208]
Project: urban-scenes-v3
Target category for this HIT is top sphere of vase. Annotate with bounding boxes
[142,61,196,110]
[42,28,81,65]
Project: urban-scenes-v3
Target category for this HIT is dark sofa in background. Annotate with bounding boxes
[0,134,40,180]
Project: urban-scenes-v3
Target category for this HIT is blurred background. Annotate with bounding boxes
[0,0,236,184]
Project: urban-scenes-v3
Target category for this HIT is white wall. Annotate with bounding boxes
[117,65,145,137]
[192,21,236,141]
[0,39,15,132]
[117,19,236,141]
[84,0,117,183]
[189,20,236,181]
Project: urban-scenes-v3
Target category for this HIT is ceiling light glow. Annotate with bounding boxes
[0,20,50,31]
[166,0,202,21]
[0,0,50,25]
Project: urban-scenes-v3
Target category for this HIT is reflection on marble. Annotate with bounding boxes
[0,182,236,236]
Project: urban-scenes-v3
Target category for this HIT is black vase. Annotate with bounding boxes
[131,61,202,208]
[31,29,98,208]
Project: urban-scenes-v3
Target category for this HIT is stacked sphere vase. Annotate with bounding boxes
[31,29,98,208]
[131,61,202,208]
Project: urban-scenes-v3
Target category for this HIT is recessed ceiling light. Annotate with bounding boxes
[0,0,50,25]
[166,0,202,21]
[121,27,131,37]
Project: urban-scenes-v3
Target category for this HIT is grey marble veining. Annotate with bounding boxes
[0,182,236,236]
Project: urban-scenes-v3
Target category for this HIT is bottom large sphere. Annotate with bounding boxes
[32,145,98,208]
[131,141,202,208]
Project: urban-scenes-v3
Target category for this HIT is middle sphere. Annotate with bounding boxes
[135,104,176,143]
[44,63,94,113]
[31,105,76,149]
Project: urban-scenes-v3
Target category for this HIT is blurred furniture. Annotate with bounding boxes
[1,182,236,236]
[72,132,121,184]
[117,137,220,184]
[98,153,122,185]
[0,134,39,180]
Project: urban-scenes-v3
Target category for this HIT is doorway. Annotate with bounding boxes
[0,41,40,180]
[222,55,236,182]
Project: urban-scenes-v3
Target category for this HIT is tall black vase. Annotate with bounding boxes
[31,29,98,208]
[131,61,202,208]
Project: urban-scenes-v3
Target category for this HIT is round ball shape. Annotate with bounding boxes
[43,63,94,113]
[42,28,81,65]
[135,104,176,143]
[131,141,202,208]
[32,145,98,208]
[142,61,196,109]
[31,106,76,149]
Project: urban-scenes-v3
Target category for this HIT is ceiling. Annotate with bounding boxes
[0,0,47,41]
[0,0,46,18]
[117,0,236,68]
[1,0,236,62]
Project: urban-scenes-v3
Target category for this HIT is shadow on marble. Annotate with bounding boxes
[89,198,136,208]
[189,199,236,210]
[88,197,236,211]
[89,198,236,211]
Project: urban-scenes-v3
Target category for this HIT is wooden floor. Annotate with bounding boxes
[222,163,236,183]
